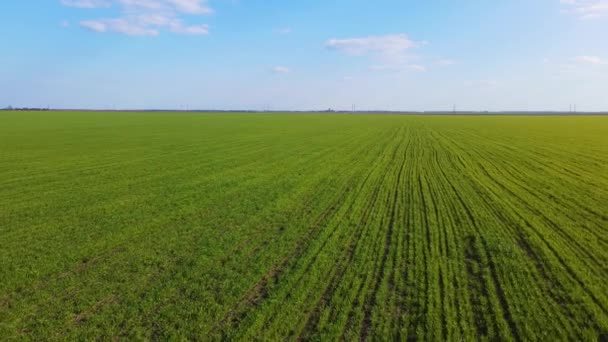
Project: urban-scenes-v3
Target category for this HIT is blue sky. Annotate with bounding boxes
[1,0,607,111]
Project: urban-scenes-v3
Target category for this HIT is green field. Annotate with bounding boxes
[1,111,607,340]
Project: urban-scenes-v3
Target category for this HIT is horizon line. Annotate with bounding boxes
[3,108,608,115]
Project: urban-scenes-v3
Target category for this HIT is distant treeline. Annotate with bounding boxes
[2,107,51,111]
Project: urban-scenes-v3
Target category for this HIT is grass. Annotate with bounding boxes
[1,111,607,340]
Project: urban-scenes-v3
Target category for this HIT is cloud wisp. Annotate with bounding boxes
[574,55,606,64]
[272,66,291,74]
[61,0,212,36]
[61,0,110,9]
[326,34,428,72]
[561,0,608,20]
[276,27,292,34]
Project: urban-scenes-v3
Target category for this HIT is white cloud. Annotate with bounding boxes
[119,0,164,10]
[115,0,211,13]
[326,34,416,59]
[167,0,212,14]
[546,56,607,77]
[272,66,290,74]
[326,34,433,72]
[561,0,608,19]
[81,19,160,36]
[62,0,212,36]
[80,20,107,32]
[574,55,605,64]
[61,0,110,8]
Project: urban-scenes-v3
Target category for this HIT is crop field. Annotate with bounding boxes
[1,111,607,340]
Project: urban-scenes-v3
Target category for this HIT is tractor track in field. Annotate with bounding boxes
[436,130,608,317]
[442,171,522,341]
[432,137,576,335]
[296,131,404,339]
[469,161,608,315]
[296,134,399,340]
[337,130,410,340]
[424,148,451,341]
[469,167,608,316]
[474,159,607,272]
[210,177,355,337]
[428,137,494,339]
[257,129,403,337]
[461,158,608,335]
[359,132,409,341]
[135,131,382,337]
[480,235,523,342]
[210,129,403,338]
